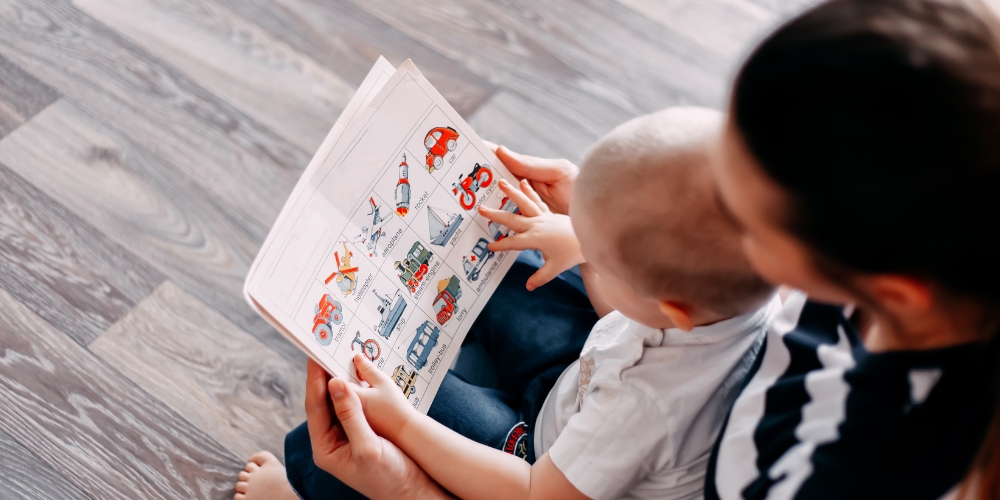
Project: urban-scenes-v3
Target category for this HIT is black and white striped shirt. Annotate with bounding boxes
[706,292,996,499]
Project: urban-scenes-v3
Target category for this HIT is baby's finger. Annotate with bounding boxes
[353,354,391,388]
[496,179,540,217]
[527,262,564,291]
[478,206,531,233]
[519,180,550,213]
[487,233,534,253]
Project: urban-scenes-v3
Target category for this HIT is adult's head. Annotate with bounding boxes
[711,0,1000,494]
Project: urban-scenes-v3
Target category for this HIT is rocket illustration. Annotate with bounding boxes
[396,154,411,216]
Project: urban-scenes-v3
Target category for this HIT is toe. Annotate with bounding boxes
[235,481,248,494]
[249,450,278,466]
[244,461,260,473]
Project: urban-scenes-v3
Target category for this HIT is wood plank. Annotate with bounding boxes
[0,0,309,227]
[0,98,303,362]
[0,428,91,500]
[0,163,165,346]
[0,286,240,499]
[209,0,498,118]
[616,0,775,59]
[91,282,306,461]
[0,54,58,138]
[350,0,730,142]
[73,0,356,153]
[468,91,596,163]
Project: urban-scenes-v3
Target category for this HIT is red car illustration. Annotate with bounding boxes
[452,163,493,210]
[312,294,344,346]
[424,127,459,172]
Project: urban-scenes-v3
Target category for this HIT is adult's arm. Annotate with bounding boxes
[484,142,579,215]
[304,359,450,500]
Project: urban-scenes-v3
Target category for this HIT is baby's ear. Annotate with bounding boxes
[658,301,694,331]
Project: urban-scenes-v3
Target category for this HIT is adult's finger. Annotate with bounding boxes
[496,146,575,182]
[353,353,392,388]
[328,378,379,452]
[496,179,540,217]
[478,206,531,233]
[305,359,333,439]
[482,140,499,153]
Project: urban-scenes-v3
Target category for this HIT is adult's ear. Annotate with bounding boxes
[659,301,695,331]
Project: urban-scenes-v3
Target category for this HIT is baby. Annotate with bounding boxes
[339,106,781,499]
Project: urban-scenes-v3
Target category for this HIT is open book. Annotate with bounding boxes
[244,58,521,412]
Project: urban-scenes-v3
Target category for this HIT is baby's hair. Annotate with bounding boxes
[576,107,774,317]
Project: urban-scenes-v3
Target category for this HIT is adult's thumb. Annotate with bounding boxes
[329,378,378,445]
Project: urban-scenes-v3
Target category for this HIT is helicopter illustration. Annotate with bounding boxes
[324,242,359,296]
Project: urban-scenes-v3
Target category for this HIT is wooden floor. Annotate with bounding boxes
[0,0,813,498]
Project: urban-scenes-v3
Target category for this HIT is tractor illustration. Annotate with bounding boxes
[312,294,344,346]
[393,365,418,398]
[324,242,359,295]
[432,275,462,325]
[452,163,493,210]
[463,238,494,282]
[488,196,521,241]
[407,320,440,370]
[424,127,459,173]
[394,241,433,293]
[373,288,406,339]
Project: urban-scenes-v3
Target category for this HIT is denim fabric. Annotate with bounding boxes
[285,255,598,499]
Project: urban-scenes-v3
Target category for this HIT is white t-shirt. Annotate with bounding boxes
[534,295,781,500]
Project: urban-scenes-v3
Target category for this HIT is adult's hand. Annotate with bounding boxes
[484,141,579,215]
[305,359,449,500]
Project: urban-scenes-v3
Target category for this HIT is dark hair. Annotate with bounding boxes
[733,0,1000,496]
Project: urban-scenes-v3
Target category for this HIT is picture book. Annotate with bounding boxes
[243,57,521,412]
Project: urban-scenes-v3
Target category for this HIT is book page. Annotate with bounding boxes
[245,59,521,413]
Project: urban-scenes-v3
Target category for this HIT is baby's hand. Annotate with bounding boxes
[478,179,584,290]
[348,354,417,442]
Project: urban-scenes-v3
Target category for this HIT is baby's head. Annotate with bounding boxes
[571,107,774,330]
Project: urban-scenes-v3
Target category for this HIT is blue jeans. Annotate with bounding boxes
[284,254,598,499]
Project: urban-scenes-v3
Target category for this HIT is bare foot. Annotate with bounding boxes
[234,451,299,500]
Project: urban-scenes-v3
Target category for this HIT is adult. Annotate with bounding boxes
[236,0,1000,498]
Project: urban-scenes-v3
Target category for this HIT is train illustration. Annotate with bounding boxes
[373,288,406,339]
[462,238,494,282]
[452,163,493,210]
[406,320,440,370]
[394,241,433,293]
[432,275,462,325]
[488,196,521,241]
[424,127,459,173]
[312,294,344,346]
[395,154,411,216]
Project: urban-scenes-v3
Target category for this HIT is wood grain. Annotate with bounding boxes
[210,0,499,118]
[0,54,58,138]
[0,98,303,362]
[0,163,165,346]
[0,286,240,499]
[91,282,306,461]
[73,0,356,153]
[0,0,309,227]
[0,428,91,500]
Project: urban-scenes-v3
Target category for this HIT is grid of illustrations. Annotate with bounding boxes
[294,106,518,409]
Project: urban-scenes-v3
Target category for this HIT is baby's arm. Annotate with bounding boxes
[348,355,590,500]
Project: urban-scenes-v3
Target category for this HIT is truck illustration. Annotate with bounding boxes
[407,320,440,370]
[462,238,494,282]
[427,206,462,246]
[432,275,462,325]
[394,241,433,293]
[452,163,493,210]
[424,126,459,172]
[488,196,521,241]
[373,288,406,339]
[395,154,411,216]
[324,242,359,295]
[393,365,418,398]
[312,294,344,346]
[355,197,389,258]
